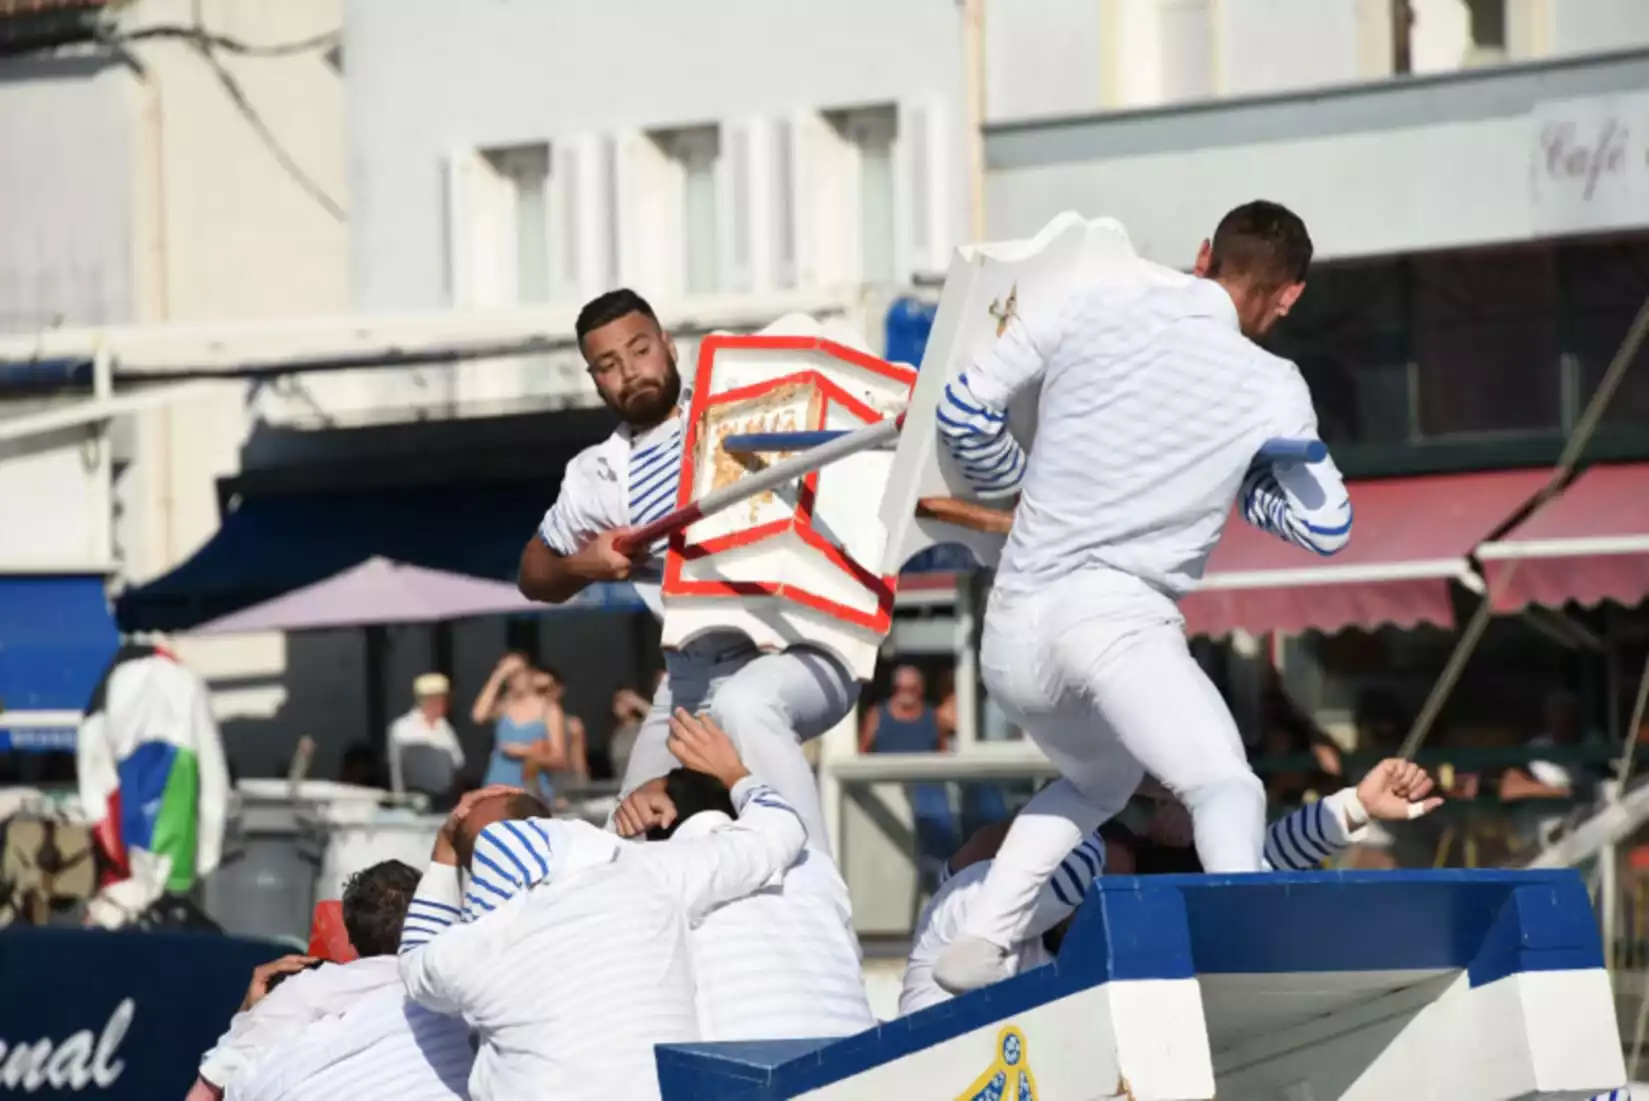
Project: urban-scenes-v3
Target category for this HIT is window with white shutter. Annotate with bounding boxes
[773,117,796,289]
[826,104,900,285]
[450,142,593,306]
[898,97,950,277]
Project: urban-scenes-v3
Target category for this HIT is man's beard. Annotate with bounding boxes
[614,356,682,428]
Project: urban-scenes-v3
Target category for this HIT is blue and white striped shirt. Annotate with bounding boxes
[935,278,1351,598]
[537,400,689,617]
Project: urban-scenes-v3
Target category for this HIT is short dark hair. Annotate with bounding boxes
[1207,201,1313,288]
[341,859,420,957]
[645,768,737,841]
[575,289,659,345]
[453,792,551,868]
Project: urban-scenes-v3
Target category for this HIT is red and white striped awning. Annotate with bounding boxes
[1478,463,1649,613]
[1181,469,1549,638]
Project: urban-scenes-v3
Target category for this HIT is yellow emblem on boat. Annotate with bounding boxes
[955,1025,1038,1100]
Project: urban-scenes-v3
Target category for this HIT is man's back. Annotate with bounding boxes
[997,278,1310,598]
[227,983,471,1101]
[689,853,875,1041]
[901,861,1051,1016]
[454,863,698,1101]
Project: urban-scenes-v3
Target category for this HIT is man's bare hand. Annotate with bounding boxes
[242,954,318,1011]
[667,709,749,789]
[573,529,648,582]
[615,777,677,838]
[1356,758,1443,822]
[433,784,522,864]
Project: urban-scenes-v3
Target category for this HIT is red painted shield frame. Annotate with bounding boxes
[663,334,918,634]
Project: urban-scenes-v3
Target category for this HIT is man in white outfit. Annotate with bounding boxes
[614,754,877,1041]
[191,861,472,1101]
[517,289,855,855]
[904,760,1440,1014]
[397,711,807,1101]
[932,202,1354,992]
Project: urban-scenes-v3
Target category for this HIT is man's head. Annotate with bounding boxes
[414,673,450,721]
[341,859,421,957]
[576,289,681,428]
[454,791,551,868]
[1192,200,1313,340]
[890,664,926,707]
[645,768,737,841]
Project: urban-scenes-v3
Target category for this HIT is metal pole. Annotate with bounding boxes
[954,574,979,753]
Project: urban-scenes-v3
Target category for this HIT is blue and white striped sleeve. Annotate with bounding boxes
[1240,459,1352,556]
[1025,828,1107,938]
[1262,788,1368,871]
[397,863,477,1017]
[400,864,463,954]
[935,296,1068,500]
[1244,370,1353,555]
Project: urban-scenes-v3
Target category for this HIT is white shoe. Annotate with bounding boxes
[934,935,1015,994]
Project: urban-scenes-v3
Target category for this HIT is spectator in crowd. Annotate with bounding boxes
[1256,682,1342,808]
[189,860,471,1101]
[472,652,566,804]
[1500,690,1596,851]
[606,676,658,781]
[860,665,948,755]
[338,743,380,789]
[536,667,589,808]
[388,674,465,804]
[861,664,954,893]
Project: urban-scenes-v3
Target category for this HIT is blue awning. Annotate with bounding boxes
[116,478,616,632]
[0,574,120,714]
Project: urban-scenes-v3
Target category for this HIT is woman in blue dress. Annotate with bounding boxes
[471,652,566,804]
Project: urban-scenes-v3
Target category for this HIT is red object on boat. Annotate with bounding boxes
[307,900,358,962]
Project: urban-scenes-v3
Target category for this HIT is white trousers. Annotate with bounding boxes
[618,633,857,856]
[964,568,1265,948]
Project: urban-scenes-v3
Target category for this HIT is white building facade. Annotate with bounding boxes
[345,0,970,320]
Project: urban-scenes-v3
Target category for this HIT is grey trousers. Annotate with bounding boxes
[617,633,858,855]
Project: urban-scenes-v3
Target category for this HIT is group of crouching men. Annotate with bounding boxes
[189,707,1434,1101]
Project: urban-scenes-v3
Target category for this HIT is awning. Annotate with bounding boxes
[1180,470,1549,638]
[117,480,600,632]
[0,574,120,748]
[1478,462,1649,613]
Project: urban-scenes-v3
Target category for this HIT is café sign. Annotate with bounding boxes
[1531,92,1649,235]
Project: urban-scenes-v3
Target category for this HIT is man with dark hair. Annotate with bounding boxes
[1194,199,1315,320]
[641,767,737,840]
[931,202,1352,994]
[190,860,471,1101]
[612,749,876,1044]
[339,858,420,958]
[515,287,858,868]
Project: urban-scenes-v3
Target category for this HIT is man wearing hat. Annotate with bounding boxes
[388,674,465,804]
